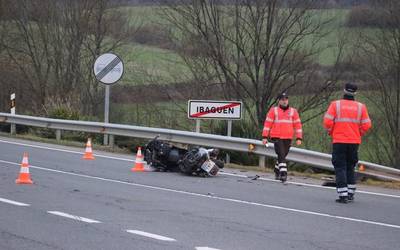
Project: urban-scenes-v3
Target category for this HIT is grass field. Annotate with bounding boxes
[115,7,362,85]
[115,43,190,85]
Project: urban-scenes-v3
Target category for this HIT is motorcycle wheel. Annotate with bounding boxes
[214,159,224,169]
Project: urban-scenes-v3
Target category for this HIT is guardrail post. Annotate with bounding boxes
[109,135,114,147]
[56,129,62,141]
[259,155,265,168]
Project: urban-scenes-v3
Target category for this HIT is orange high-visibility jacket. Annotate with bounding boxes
[323,99,371,144]
[262,106,303,140]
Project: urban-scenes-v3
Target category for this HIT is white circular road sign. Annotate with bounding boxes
[93,53,124,85]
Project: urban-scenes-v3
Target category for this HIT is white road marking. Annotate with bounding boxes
[0,197,30,206]
[1,138,399,199]
[219,172,400,199]
[126,230,176,242]
[47,211,101,223]
[196,247,221,250]
[0,159,399,230]
[0,139,134,162]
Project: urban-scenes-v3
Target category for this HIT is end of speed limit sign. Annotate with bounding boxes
[93,53,124,85]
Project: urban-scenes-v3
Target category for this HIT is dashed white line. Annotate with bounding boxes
[126,230,176,242]
[0,197,30,206]
[47,211,101,223]
[0,159,399,230]
[196,247,221,250]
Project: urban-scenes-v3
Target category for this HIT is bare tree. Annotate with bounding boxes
[0,0,131,116]
[355,1,400,168]
[161,0,342,129]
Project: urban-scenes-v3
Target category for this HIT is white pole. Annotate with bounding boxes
[226,120,232,163]
[104,85,110,145]
[10,93,16,135]
[195,119,201,133]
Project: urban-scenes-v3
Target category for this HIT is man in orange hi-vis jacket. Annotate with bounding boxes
[324,83,371,203]
[262,92,303,182]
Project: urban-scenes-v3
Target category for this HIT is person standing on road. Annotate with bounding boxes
[262,92,303,182]
[323,83,372,203]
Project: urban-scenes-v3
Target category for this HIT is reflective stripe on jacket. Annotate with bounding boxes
[262,107,302,139]
[323,99,371,144]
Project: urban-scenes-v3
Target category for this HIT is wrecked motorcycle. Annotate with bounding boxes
[179,147,224,177]
[143,137,187,172]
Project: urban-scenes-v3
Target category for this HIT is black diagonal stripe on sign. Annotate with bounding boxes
[95,56,121,81]
[96,56,121,81]
[96,56,120,80]
[95,57,117,80]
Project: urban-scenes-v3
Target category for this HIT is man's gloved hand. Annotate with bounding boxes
[296,139,302,146]
[262,138,268,145]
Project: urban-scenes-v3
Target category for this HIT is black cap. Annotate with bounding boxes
[344,82,357,96]
[278,92,289,100]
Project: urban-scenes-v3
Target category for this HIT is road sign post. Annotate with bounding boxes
[10,93,16,135]
[104,85,110,145]
[93,53,124,146]
[195,120,201,133]
[226,120,232,163]
[188,100,242,164]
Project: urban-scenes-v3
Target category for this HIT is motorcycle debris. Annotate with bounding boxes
[251,175,260,180]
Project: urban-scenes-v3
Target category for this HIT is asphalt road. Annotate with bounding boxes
[0,137,399,250]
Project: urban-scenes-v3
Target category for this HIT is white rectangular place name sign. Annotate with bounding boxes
[188,100,242,120]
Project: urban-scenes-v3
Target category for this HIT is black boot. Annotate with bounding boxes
[280,171,287,183]
[335,196,348,204]
[348,193,354,202]
[278,163,287,183]
[274,162,280,180]
[274,167,280,180]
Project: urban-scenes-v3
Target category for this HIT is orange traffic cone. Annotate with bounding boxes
[16,152,33,184]
[359,164,365,172]
[82,138,95,160]
[131,147,145,172]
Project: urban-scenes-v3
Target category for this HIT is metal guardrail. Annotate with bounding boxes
[1,112,399,181]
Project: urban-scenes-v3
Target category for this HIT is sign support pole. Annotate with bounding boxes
[104,85,110,145]
[226,120,232,163]
[195,119,201,133]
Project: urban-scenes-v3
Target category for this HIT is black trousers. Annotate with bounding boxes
[272,138,292,164]
[332,143,359,196]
